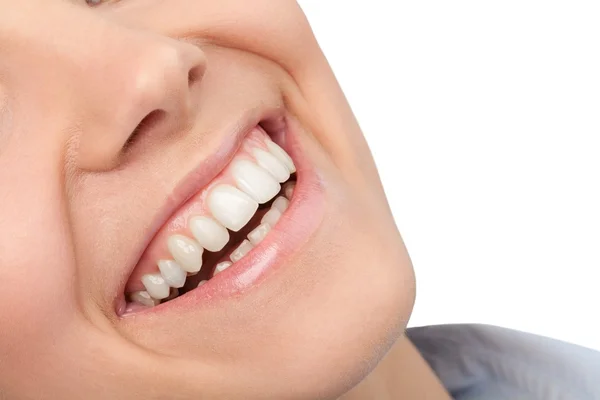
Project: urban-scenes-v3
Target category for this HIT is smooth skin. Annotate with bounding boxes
[0,1,450,399]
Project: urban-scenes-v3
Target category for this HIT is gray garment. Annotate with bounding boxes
[407,324,600,400]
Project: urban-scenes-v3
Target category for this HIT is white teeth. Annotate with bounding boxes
[167,235,204,273]
[266,140,296,173]
[231,159,281,204]
[208,184,258,231]
[190,216,230,252]
[130,291,159,307]
[261,208,282,227]
[272,196,289,213]
[248,223,271,246]
[230,239,254,263]
[284,182,295,199]
[137,140,297,302]
[141,274,171,300]
[157,260,187,288]
[214,261,232,275]
[252,148,291,183]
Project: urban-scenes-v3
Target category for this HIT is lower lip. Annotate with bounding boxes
[122,117,325,316]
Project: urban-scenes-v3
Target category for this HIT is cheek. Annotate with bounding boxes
[0,143,77,380]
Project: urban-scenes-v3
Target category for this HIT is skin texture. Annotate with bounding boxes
[0,1,447,399]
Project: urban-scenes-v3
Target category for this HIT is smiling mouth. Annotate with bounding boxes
[122,122,298,314]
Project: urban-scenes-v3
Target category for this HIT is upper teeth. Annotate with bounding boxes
[208,184,259,232]
[189,216,230,253]
[266,140,296,174]
[130,290,160,307]
[231,159,281,204]
[252,148,291,183]
[167,235,204,273]
[141,274,171,300]
[135,136,296,306]
[157,260,187,288]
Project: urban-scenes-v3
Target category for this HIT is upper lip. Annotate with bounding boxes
[115,106,285,311]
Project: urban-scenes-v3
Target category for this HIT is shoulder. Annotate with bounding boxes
[407,324,600,400]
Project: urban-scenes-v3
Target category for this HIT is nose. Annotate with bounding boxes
[77,32,207,171]
[0,4,208,171]
[125,38,206,139]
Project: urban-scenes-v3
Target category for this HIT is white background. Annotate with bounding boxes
[299,1,600,351]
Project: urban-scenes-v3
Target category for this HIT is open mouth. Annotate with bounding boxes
[121,121,298,314]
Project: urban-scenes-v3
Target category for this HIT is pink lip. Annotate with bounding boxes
[113,107,290,315]
[118,115,324,317]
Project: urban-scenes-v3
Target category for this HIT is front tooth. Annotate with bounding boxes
[248,223,271,246]
[157,260,187,288]
[231,159,281,204]
[252,148,291,183]
[208,184,258,231]
[214,261,232,275]
[266,140,296,173]
[197,280,208,287]
[167,235,203,273]
[284,182,295,199]
[130,291,159,307]
[190,216,230,252]
[272,196,289,213]
[230,240,254,262]
[261,208,282,227]
[141,274,170,300]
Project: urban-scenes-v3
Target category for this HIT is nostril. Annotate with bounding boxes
[188,65,204,88]
[124,109,166,151]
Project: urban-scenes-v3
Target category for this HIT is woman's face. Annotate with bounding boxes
[0,1,415,398]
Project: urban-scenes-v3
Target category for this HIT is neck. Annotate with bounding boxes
[339,334,452,400]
